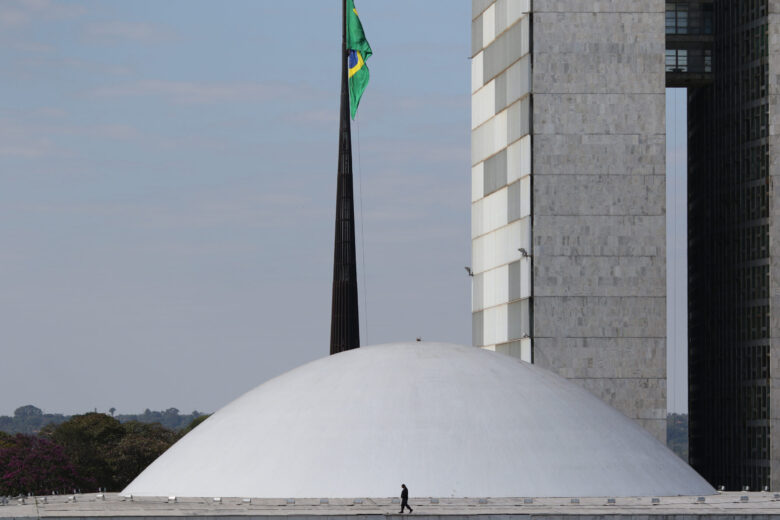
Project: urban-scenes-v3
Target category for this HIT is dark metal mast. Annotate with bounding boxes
[330,0,360,355]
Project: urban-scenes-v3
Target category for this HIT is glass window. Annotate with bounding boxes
[666,7,677,34]
[678,10,689,34]
[666,15,674,32]
[665,49,677,71]
[678,49,688,71]
[665,1,691,34]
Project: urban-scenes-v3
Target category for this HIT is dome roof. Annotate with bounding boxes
[124,342,713,498]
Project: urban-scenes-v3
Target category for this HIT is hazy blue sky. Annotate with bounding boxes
[0,1,689,416]
[0,0,472,416]
[666,88,687,414]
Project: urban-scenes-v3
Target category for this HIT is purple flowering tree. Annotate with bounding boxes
[0,434,90,496]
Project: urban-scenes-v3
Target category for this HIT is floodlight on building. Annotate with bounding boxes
[518,248,531,258]
[168,496,177,503]
[68,496,76,503]
[743,485,750,491]
[764,485,770,492]
[607,498,616,505]
[465,266,474,277]
[652,498,660,505]
[123,494,133,502]
[96,494,104,501]
[242,498,251,504]
[212,497,222,504]
[718,485,725,491]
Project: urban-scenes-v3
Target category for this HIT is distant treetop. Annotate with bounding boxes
[0,406,208,434]
[14,405,43,418]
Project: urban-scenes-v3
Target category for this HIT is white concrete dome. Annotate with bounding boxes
[124,342,713,498]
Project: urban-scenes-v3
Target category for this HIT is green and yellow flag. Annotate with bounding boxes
[346,0,372,119]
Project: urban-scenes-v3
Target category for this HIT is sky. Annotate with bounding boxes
[0,0,472,416]
[666,88,688,414]
[0,0,690,417]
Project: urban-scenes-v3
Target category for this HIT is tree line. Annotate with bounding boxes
[667,412,689,462]
[0,405,205,434]
[0,407,209,496]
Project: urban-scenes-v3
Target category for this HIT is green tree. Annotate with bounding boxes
[12,405,44,434]
[179,414,211,436]
[47,413,125,490]
[666,413,689,462]
[107,422,178,488]
[14,405,42,419]
[0,431,13,449]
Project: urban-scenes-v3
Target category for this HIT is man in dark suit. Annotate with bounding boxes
[400,484,412,513]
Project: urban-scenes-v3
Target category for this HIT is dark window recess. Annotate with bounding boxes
[666,1,714,87]
[687,0,772,493]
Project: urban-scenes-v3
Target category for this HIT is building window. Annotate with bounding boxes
[666,1,712,35]
[666,2,690,34]
[666,49,688,72]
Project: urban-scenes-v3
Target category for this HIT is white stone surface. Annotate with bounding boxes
[7,492,780,519]
[6,492,780,519]
[471,51,483,93]
[124,343,713,499]
[472,187,508,239]
[471,109,507,165]
[473,264,509,311]
[471,162,484,202]
[471,80,496,129]
[506,136,530,184]
[472,218,529,273]
[471,7,531,356]
[482,4,496,47]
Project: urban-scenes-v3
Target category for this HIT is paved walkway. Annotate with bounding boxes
[2,492,780,518]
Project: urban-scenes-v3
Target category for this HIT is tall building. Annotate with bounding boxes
[471,0,667,441]
[682,0,779,492]
[472,0,780,490]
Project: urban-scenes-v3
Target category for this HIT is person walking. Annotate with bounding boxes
[399,483,413,514]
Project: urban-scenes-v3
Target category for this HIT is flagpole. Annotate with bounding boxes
[330,0,360,355]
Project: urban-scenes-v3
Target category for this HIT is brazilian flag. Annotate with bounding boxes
[346,0,372,119]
